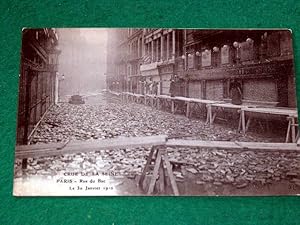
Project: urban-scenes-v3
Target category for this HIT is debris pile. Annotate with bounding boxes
[14,94,300,191]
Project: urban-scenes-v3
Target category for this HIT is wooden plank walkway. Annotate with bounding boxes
[15,135,168,159]
[166,139,300,152]
[240,107,298,141]
[16,135,300,159]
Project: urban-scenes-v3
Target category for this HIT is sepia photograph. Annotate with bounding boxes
[13,28,300,196]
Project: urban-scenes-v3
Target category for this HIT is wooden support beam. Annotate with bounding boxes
[138,146,156,188]
[163,152,179,196]
[159,161,165,193]
[147,149,162,194]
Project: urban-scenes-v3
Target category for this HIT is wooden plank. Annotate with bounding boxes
[189,98,222,104]
[159,160,165,193]
[15,135,168,159]
[241,109,246,134]
[157,95,173,100]
[286,119,291,143]
[138,146,156,188]
[212,103,246,109]
[243,107,297,117]
[17,135,167,151]
[174,96,191,102]
[163,153,179,196]
[166,139,300,151]
[147,150,162,195]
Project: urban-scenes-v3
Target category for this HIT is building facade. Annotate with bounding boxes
[106,29,295,107]
[17,28,60,145]
[181,30,295,107]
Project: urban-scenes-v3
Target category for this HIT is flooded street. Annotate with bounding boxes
[14,93,300,195]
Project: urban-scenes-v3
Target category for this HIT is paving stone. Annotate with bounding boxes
[14,94,300,189]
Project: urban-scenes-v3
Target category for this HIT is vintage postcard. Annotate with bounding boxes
[13,28,300,196]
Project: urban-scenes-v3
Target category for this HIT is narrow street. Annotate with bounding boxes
[14,93,300,195]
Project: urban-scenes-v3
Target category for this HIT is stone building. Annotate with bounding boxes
[17,28,60,145]
[106,28,126,92]
[141,29,184,95]
[106,29,295,107]
[106,28,184,95]
[180,30,295,107]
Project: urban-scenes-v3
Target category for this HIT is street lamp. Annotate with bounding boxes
[233,41,239,48]
[246,37,253,43]
[213,46,220,52]
[233,41,241,64]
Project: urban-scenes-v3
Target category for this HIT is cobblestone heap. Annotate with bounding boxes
[15,95,300,189]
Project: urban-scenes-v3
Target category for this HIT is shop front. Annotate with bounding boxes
[140,62,160,95]
[158,63,174,95]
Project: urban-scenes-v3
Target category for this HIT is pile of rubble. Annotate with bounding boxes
[14,95,300,190]
[168,148,300,188]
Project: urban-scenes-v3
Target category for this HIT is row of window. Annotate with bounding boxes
[145,33,174,62]
[128,36,143,59]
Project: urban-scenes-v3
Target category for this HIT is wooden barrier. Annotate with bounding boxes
[166,139,300,152]
[15,135,168,159]
[15,134,300,195]
[239,107,298,142]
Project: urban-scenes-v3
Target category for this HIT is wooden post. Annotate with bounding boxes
[206,104,212,124]
[171,99,175,114]
[186,101,190,117]
[245,118,251,133]
[286,118,291,143]
[241,109,246,134]
[238,112,242,132]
